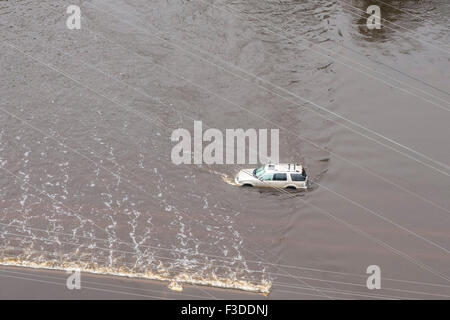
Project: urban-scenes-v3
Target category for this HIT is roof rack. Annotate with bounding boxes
[269,163,302,172]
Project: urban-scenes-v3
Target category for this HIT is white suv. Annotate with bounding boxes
[234,163,307,189]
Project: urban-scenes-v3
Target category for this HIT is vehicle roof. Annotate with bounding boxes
[265,163,303,173]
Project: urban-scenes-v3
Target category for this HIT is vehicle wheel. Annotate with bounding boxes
[285,186,297,190]
[242,184,253,187]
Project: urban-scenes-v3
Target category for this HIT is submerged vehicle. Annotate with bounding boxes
[234,163,307,189]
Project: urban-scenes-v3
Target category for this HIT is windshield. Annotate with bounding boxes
[254,166,265,178]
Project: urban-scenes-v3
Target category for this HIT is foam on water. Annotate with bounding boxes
[3,0,449,300]
[0,257,271,294]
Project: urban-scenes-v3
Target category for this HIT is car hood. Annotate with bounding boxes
[237,169,259,182]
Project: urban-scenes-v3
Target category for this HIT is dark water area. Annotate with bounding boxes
[0,0,449,299]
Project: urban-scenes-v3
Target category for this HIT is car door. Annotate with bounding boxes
[258,173,273,187]
[290,173,306,188]
[272,173,288,188]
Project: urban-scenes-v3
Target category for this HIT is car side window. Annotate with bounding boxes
[262,174,273,181]
[291,174,305,181]
[273,173,287,181]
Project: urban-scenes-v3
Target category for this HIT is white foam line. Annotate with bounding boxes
[0,228,270,293]
[5,218,448,294]
[3,226,450,299]
[0,236,420,300]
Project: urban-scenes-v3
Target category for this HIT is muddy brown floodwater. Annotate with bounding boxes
[0,0,449,299]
